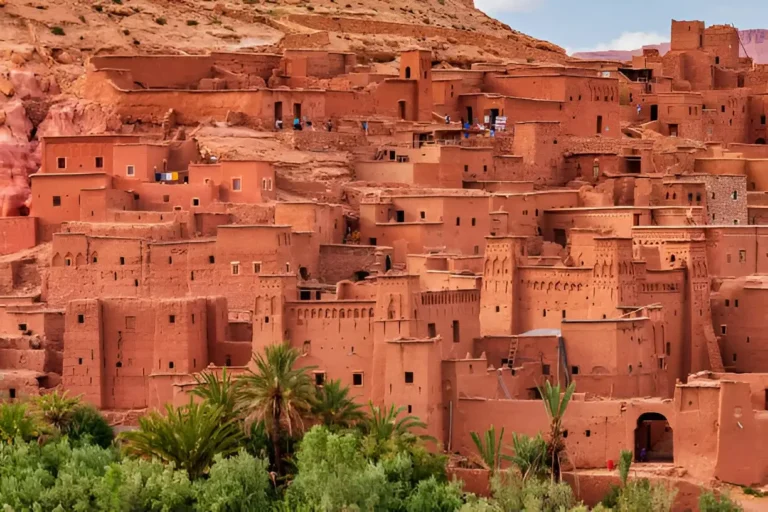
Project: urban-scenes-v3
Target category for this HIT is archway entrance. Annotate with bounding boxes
[634,412,673,463]
[756,138,766,145]
[385,255,392,272]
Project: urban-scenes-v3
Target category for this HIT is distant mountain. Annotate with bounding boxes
[572,29,768,64]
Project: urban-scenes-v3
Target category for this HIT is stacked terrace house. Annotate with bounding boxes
[5,19,768,502]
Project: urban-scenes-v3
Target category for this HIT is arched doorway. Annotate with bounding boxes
[385,256,392,272]
[756,138,766,145]
[634,412,673,463]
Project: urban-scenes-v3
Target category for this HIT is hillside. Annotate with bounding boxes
[572,29,768,64]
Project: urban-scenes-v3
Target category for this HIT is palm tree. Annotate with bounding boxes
[190,368,243,420]
[510,432,547,481]
[237,343,316,475]
[119,400,243,479]
[364,402,430,442]
[312,379,365,429]
[35,389,82,431]
[539,380,576,481]
[470,425,511,473]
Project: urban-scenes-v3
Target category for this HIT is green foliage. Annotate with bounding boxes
[490,469,576,512]
[510,432,547,481]
[539,380,576,480]
[112,0,123,4]
[618,449,633,486]
[191,368,242,421]
[120,401,243,479]
[364,402,430,443]
[155,17,167,25]
[404,476,463,512]
[470,425,510,473]
[195,450,272,511]
[312,379,365,429]
[287,426,391,511]
[51,26,66,36]
[699,490,744,512]
[36,389,82,431]
[64,405,115,448]
[0,402,39,443]
[616,478,677,512]
[601,484,621,509]
[186,19,199,26]
[743,486,766,497]
[238,343,316,474]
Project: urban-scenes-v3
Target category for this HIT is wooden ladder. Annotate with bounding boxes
[507,338,519,368]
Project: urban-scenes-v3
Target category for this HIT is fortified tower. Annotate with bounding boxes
[400,49,434,123]
[479,236,526,336]
[590,237,638,319]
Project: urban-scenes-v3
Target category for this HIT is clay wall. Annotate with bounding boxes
[452,397,674,470]
[124,181,217,212]
[543,208,650,243]
[515,267,594,332]
[702,25,740,69]
[318,245,384,284]
[700,90,750,143]
[188,161,275,203]
[0,217,37,255]
[275,202,344,246]
[747,95,768,144]
[79,188,136,222]
[113,144,171,182]
[211,52,282,81]
[30,173,112,241]
[656,93,703,139]
[91,55,214,89]
[673,174,747,225]
[61,220,183,242]
[670,21,705,52]
[285,300,375,400]
[41,136,140,174]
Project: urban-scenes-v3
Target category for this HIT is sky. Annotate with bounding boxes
[473,0,768,54]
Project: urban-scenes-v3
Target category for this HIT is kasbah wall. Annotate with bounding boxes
[7,15,768,504]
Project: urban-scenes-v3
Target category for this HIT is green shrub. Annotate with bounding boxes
[0,402,40,443]
[94,5,103,12]
[195,451,271,511]
[51,26,66,36]
[187,20,198,26]
[491,470,575,512]
[112,0,123,4]
[699,490,744,512]
[64,405,114,448]
[404,476,463,512]
[155,17,167,25]
[616,478,677,512]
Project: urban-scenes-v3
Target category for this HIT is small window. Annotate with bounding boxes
[666,342,671,356]
[78,314,84,324]
[732,191,738,200]
[471,218,476,226]
[735,299,739,308]
[495,306,500,312]
[562,310,567,319]
[420,211,425,219]
[18,323,27,332]
[126,165,135,176]
[285,263,291,273]
[585,429,591,437]
[456,217,461,226]
[739,250,747,262]
[483,165,487,173]
[52,196,61,207]
[452,320,460,343]
[119,256,125,265]
[232,178,242,191]
[314,372,326,386]
[9,389,16,400]
[725,299,730,307]
[78,358,83,365]
[65,257,72,267]
[408,404,413,413]
[209,255,215,264]
[571,366,580,375]
[168,256,173,264]
[192,198,200,206]
[405,371,414,383]
[95,157,104,169]
[253,261,262,274]
[353,373,363,386]
[231,262,240,275]
[57,157,66,169]
[721,325,727,335]
[464,165,469,172]
[542,364,551,375]
[169,361,175,369]
[92,256,98,263]
[169,315,176,324]
[427,323,436,337]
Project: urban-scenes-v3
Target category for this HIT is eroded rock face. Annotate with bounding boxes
[36,99,122,137]
[0,142,38,216]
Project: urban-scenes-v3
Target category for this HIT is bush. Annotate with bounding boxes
[64,406,114,448]
[616,478,677,512]
[0,402,40,443]
[187,20,198,26]
[51,26,66,36]
[404,476,463,512]
[491,470,576,512]
[699,490,744,512]
[287,426,392,510]
[195,451,271,511]
[155,17,167,25]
